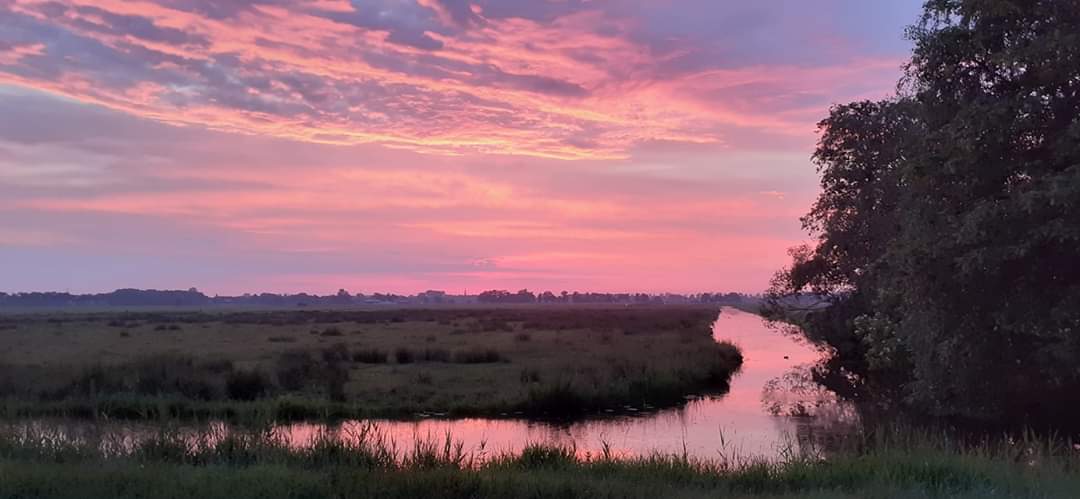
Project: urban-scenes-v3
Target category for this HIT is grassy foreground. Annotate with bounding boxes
[0,307,741,421]
[0,426,1077,498]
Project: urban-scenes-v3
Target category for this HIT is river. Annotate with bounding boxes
[12,307,857,462]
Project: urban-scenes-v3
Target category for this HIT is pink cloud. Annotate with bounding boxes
[0,0,919,293]
[2,0,904,159]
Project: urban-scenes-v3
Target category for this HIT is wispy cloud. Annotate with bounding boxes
[1,0,905,160]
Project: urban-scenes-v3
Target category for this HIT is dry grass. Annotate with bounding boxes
[0,307,740,420]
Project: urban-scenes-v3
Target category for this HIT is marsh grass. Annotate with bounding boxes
[0,307,741,421]
[0,425,1077,498]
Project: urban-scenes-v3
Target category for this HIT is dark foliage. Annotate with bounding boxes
[768,0,1080,426]
[351,349,389,364]
[394,348,415,364]
[225,370,271,401]
[452,349,505,364]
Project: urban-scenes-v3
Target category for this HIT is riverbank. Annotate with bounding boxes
[0,307,742,421]
[0,426,1076,499]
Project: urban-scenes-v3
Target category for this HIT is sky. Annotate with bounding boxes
[0,0,923,295]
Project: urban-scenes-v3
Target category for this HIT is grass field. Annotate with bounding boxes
[0,307,741,421]
[0,424,1076,499]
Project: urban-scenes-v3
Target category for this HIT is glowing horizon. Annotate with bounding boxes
[0,0,921,295]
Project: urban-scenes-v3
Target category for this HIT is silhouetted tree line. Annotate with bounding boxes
[476,289,754,305]
[0,288,757,308]
[0,289,389,308]
[767,0,1080,429]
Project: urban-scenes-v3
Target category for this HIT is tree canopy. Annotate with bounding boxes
[769,0,1080,426]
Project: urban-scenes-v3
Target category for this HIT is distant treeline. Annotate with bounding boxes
[0,288,759,308]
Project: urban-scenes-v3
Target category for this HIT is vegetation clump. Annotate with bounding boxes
[0,307,740,421]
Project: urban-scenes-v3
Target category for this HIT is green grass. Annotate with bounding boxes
[0,425,1077,498]
[0,307,742,421]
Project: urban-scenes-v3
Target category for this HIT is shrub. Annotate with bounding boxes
[351,349,388,364]
[514,333,531,342]
[276,351,318,391]
[59,355,226,401]
[452,349,505,364]
[525,381,588,415]
[395,348,415,364]
[319,327,343,337]
[131,356,219,400]
[225,370,272,401]
[267,336,296,343]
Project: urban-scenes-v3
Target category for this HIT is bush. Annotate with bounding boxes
[351,349,388,364]
[275,351,318,391]
[525,381,588,415]
[394,348,415,364]
[319,327,343,337]
[132,357,219,400]
[225,370,272,401]
[514,333,531,342]
[58,355,226,401]
[452,349,505,364]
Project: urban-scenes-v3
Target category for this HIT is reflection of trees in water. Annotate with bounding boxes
[762,364,862,458]
[762,364,853,418]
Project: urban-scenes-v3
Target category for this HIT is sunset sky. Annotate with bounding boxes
[0,0,921,295]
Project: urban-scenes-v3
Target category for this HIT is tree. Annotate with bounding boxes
[770,0,1080,425]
